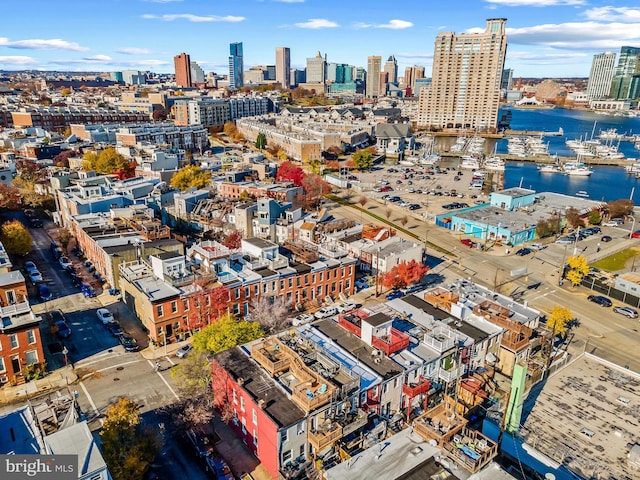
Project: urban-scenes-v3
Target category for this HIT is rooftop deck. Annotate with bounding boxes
[413,402,467,448]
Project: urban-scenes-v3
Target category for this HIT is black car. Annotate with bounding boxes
[516,247,532,256]
[587,295,612,307]
[29,217,43,228]
[54,320,72,339]
[601,235,612,242]
[408,204,421,210]
[118,334,139,352]
[106,321,124,337]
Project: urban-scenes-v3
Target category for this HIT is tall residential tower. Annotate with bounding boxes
[609,46,640,100]
[366,56,382,99]
[275,47,291,89]
[417,18,507,130]
[586,53,616,100]
[229,42,244,89]
[174,52,192,88]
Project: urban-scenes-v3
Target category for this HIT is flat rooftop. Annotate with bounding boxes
[520,354,640,480]
[215,347,306,428]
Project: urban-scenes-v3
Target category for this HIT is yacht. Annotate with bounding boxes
[563,162,593,176]
[483,156,506,171]
[538,163,563,173]
[575,191,589,198]
[460,155,481,170]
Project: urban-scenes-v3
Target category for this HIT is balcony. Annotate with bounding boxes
[308,409,367,451]
[337,309,368,336]
[0,300,31,317]
[309,423,343,451]
[251,338,290,376]
[413,403,467,448]
[371,328,410,355]
[289,355,336,412]
[500,330,530,352]
[442,428,498,473]
[402,376,431,398]
[439,365,463,383]
[423,326,457,354]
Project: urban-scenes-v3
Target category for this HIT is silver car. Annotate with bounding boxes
[176,344,194,358]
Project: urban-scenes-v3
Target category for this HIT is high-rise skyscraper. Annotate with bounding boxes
[366,56,382,99]
[174,52,192,88]
[404,65,425,93]
[501,68,514,91]
[383,55,398,84]
[275,47,291,89]
[586,52,616,100]
[229,42,244,89]
[190,62,205,85]
[609,46,640,100]
[418,18,507,130]
[306,51,326,84]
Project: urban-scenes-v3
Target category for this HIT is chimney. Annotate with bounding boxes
[258,399,266,409]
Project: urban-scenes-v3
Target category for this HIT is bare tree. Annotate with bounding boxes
[385,207,393,221]
[170,351,215,428]
[400,215,409,228]
[358,195,368,209]
[249,296,289,334]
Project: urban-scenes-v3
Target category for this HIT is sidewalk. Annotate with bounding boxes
[0,365,76,406]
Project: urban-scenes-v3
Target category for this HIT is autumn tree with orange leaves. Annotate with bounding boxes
[381,260,429,290]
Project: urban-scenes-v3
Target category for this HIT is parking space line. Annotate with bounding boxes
[149,360,180,401]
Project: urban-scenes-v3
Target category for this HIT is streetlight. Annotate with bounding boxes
[159,330,167,356]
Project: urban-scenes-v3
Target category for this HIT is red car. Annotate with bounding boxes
[460,238,477,248]
[632,230,640,238]
[380,186,393,192]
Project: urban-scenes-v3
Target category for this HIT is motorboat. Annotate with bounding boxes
[575,191,589,198]
[563,161,593,176]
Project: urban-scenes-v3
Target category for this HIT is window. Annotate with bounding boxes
[281,430,288,443]
[299,444,305,457]
[253,429,258,447]
[183,299,189,311]
[6,290,16,304]
[241,417,247,434]
[26,330,36,345]
[245,286,250,298]
[233,389,237,404]
[156,305,163,317]
[254,284,259,295]
[25,350,38,365]
[297,422,305,435]
[233,303,240,315]
[0,357,5,373]
[9,334,18,349]
[235,288,240,300]
[171,301,178,314]
[252,408,258,425]
[240,396,245,412]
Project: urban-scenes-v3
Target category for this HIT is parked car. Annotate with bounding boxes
[81,283,96,297]
[106,321,124,337]
[631,230,640,238]
[336,300,356,313]
[613,306,639,318]
[388,196,401,203]
[529,243,546,251]
[186,428,215,458]
[603,219,624,226]
[54,320,71,339]
[96,308,114,324]
[401,283,424,295]
[591,227,602,233]
[28,270,43,284]
[205,456,234,480]
[555,237,574,245]
[386,290,404,301]
[119,334,139,352]
[24,261,38,273]
[38,285,52,301]
[460,238,477,248]
[292,314,314,326]
[408,203,421,210]
[601,235,612,242]
[379,186,393,192]
[29,217,43,228]
[587,295,612,307]
[516,247,532,256]
[354,278,369,291]
[314,306,337,319]
[59,256,72,269]
[176,343,194,358]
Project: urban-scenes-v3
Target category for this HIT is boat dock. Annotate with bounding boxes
[438,151,634,167]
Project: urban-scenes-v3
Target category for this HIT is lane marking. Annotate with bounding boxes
[149,360,180,401]
[79,380,100,417]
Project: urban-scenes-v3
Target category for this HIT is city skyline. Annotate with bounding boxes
[1,1,640,78]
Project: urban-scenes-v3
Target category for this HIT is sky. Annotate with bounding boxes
[1,0,640,78]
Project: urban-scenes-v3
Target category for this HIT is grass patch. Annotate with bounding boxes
[591,248,640,271]
[325,194,453,256]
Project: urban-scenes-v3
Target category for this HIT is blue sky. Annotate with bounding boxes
[1,0,640,78]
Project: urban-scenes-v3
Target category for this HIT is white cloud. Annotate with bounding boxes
[376,19,414,29]
[127,59,170,67]
[396,52,433,59]
[507,21,640,49]
[293,18,339,29]
[142,14,245,22]
[583,7,640,22]
[54,55,113,65]
[485,0,585,6]
[0,55,38,65]
[117,47,152,55]
[0,37,89,51]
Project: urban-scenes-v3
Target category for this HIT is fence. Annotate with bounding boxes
[580,274,640,309]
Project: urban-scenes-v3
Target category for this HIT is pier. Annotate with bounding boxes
[438,151,634,167]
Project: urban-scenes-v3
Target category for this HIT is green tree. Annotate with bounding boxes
[169,165,212,191]
[83,148,131,176]
[100,397,160,480]
[57,228,73,250]
[255,132,267,149]
[351,149,373,170]
[546,306,573,337]
[587,209,602,225]
[170,351,215,428]
[566,255,589,286]
[192,313,264,354]
[0,220,32,255]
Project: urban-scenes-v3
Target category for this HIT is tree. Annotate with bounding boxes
[57,228,73,250]
[381,260,429,290]
[170,351,215,428]
[276,161,307,186]
[565,207,584,229]
[238,190,254,201]
[255,132,267,150]
[308,158,322,175]
[223,121,238,139]
[587,209,601,225]
[399,215,409,228]
[170,165,212,191]
[100,397,160,480]
[0,184,21,209]
[191,313,264,354]
[607,199,634,219]
[358,195,368,209]
[211,360,235,423]
[53,150,73,168]
[152,108,167,121]
[184,284,229,333]
[351,149,373,170]
[546,306,573,338]
[0,220,32,255]
[222,230,242,250]
[249,296,289,334]
[385,206,393,221]
[301,173,330,209]
[82,148,133,177]
[565,255,589,286]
